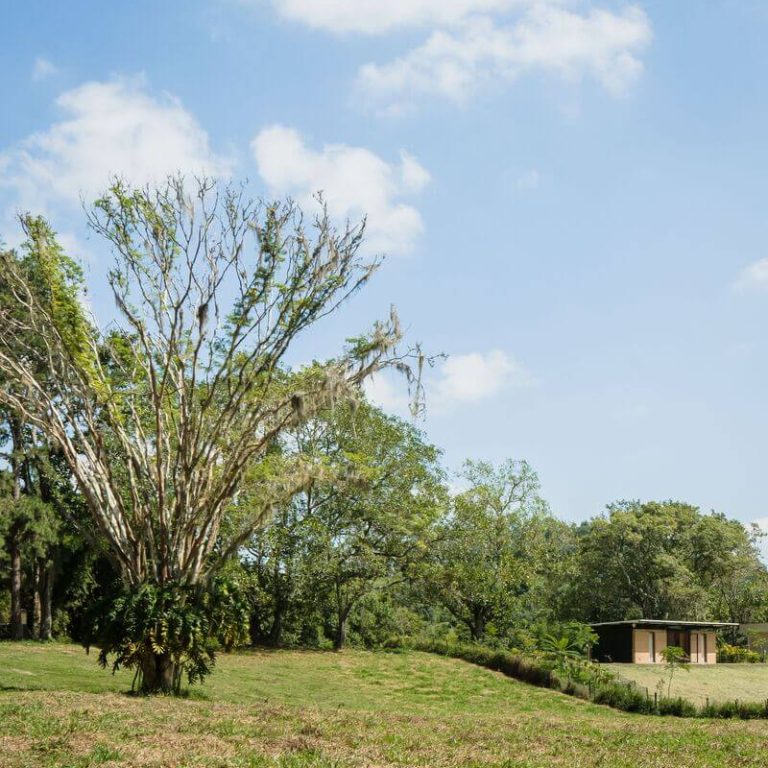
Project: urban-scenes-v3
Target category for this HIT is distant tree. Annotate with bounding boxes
[241,492,311,647]
[0,178,422,691]
[305,403,444,649]
[0,493,58,639]
[424,459,559,642]
[687,514,768,625]
[0,229,78,640]
[0,407,97,642]
[243,402,444,650]
[566,501,768,624]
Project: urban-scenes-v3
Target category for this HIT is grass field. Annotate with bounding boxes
[3,644,768,766]
[607,662,768,706]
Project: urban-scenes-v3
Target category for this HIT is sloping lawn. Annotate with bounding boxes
[607,663,768,705]
[1,643,768,766]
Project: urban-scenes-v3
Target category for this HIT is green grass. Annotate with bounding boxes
[2,644,768,766]
[607,662,768,706]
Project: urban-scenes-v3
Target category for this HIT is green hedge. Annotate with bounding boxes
[405,639,768,721]
[415,639,555,690]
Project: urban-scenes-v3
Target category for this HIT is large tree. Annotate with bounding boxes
[299,402,444,649]
[0,227,75,641]
[566,500,768,624]
[242,401,444,649]
[424,459,561,643]
[0,178,421,691]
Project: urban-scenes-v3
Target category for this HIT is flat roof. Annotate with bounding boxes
[590,619,738,628]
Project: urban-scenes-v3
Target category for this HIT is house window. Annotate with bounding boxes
[648,631,655,663]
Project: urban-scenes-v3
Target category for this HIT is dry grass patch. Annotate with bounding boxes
[607,663,768,705]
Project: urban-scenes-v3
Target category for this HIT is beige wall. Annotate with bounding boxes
[690,631,718,664]
[706,632,717,664]
[632,629,667,663]
[690,632,701,663]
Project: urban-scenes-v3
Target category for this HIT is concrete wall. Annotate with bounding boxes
[706,632,717,664]
[632,628,667,663]
[690,631,718,664]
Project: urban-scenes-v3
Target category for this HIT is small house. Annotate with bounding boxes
[589,620,737,664]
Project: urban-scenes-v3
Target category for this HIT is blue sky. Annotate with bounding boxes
[2,0,768,526]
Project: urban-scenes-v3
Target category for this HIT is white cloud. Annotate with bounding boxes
[435,349,530,404]
[0,76,232,214]
[261,0,652,111]
[363,374,412,415]
[358,6,651,109]
[252,124,429,255]
[733,258,768,293]
[268,0,523,34]
[516,169,541,189]
[32,57,59,81]
[364,349,530,417]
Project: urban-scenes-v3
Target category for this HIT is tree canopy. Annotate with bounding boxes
[0,178,423,690]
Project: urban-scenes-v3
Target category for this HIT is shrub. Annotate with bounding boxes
[412,639,554,688]
[592,682,655,714]
[701,700,768,719]
[717,643,761,663]
[657,697,698,717]
[83,577,249,694]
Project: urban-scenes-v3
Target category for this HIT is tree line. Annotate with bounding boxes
[1,177,765,692]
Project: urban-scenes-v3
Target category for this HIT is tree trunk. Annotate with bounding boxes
[467,606,486,642]
[140,652,178,694]
[32,562,42,640]
[9,418,25,641]
[334,608,349,651]
[9,530,23,640]
[41,562,54,641]
[269,607,283,647]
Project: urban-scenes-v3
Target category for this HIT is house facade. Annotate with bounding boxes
[589,620,737,664]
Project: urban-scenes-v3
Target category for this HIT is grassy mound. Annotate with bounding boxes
[2,643,768,766]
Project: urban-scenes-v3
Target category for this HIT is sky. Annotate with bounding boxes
[2,0,768,527]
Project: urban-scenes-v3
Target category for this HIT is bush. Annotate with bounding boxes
[717,643,761,663]
[657,697,698,718]
[592,682,655,714]
[701,700,768,719]
[413,639,554,689]
[83,577,249,694]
